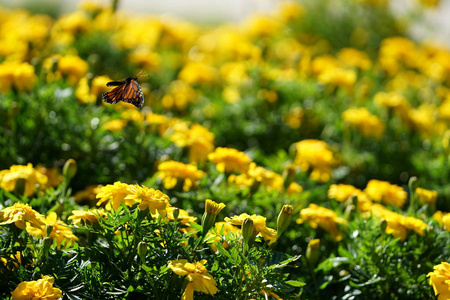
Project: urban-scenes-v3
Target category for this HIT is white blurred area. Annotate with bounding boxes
[1,0,450,46]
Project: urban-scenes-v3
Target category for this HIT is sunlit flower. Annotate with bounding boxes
[219,61,250,86]
[286,182,303,196]
[57,55,89,85]
[337,48,372,70]
[0,202,46,233]
[244,13,281,37]
[0,61,37,93]
[165,206,197,225]
[206,221,241,252]
[1,251,21,270]
[208,147,252,174]
[28,212,79,248]
[36,165,64,190]
[292,140,336,182]
[170,123,215,163]
[317,66,357,92]
[69,208,107,226]
[161,80,197,110]
[225,213,277,245]
[328,184,361,202]
[428,262,450,300]
[75,77,96,104]
[222,85,241,104]
[229,162,283,191]
[101,119,127,132]
[297,204,347,242]
[416,187,438,205]
[432,211,450,231]
[378,37,419,75]
[129,46,161,70]
[408,104,438,138]
[342,107,385,139]
[178,61,217,85]
[157,160,206,191]
[0,163,48,196]
[125,185,170,217]
[168,259,218,300]
[364,179,407,208]
[96,181,135,211]
[11,275,62,300]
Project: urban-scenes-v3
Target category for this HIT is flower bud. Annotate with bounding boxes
[172,207,180,222]
[202,199,226,235]
[63,159,77,181]
[43,237,53,258]
[138,241,148,264]
[408,176,418,194]
[306,239,320,268]
[13,178,26,195]
[46,224,54,237]
[242,218,257,247]
[277,205,293,236]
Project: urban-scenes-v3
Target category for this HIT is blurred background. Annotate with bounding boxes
[1,0,450,46]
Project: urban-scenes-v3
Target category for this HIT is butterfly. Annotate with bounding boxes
[102,76,144,108]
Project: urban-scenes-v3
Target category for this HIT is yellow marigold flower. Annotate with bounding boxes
[337,48,372,70]
[370,203,427,240]
[165,206,197,225]
[1,251,21,270]
[222,86,241,104]
[146,113,170,135]
[416,187,438,205]
[157,160,206,191]
[220,61,250,86]
[75,77,95,104]
[292,140,335,182]
[408,104,437,138]
[342,107,385,139]
[432,211,450,231]
[57,55,89,85]
[162,80,197,111]
[328,184,361,202]
[101,119,127,132]
[283,106,303,129]
[208,147,252,174]
[244,13,281,37]
[36,165,63,190]
[317,66,357,93]
[96,181,135,211]
[30,212,78,249]
[178,61,217,84]
[170,123,215,163]
[11,275,62,300]
[0,202,46,233]
[286,182,303,196]
[0,61,37,93]
[168,259,218,300]
[225,213,278,245]
[364,179,407,208]
[129,46,161,70]
[125,185,170,217]
[428,262,450,300]
[205,199,226,216]
[297,204,347,242]
[378,37,419,75]
[91,75,112,97]
[206,221,240,252]
[306,239,321,268]
[68,208,107,226]
[0,163,48,196]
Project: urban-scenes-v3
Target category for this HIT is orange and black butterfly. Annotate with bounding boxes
[102,76,144,108]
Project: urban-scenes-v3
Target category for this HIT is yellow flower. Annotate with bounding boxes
[37,212,79,249]
[11,275,62,300]
[428,262,450,300]
[75,77,96,104]
[91,75,112,97]
[276,0,304,22]
[0,163,48,196]
[96,181,135,211]
[416,187,438,205]
[378,37,419,75]
[244,13,281,37]
[364,180,407,208]
[101,119,127,132]
[162,80,197,111]
[206,221,240,252]
[433,211,450,232]
[69,208,107,226]
[178,61,217,85]
[222,86,241,104]
[129,46,161,70]
[286,182,303,196]
[168,259,218,300]
[165,206,197,225]
[205,199,226,216]
[125,185,170,217]
[208,147,252,174]
[170,123,215,163]
[342,107,385,139]
[337,48,372,70]
[225,213,278,245]
[317,66,357,93]
[408,104,438,138]
[0,203,46,233]
[0,61,37,93]
[292,140,336,182]
[219,61,250,86]
[1,251,21,270]
[57,55,89,85]
[297,204,347,242]
[283,106,303,129]
[36,165,64,190]
[328,184,362,202]
[157,160,206,191]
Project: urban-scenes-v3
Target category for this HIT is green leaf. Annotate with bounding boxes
[285,280,306,287]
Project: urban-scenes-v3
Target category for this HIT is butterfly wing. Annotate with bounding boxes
[121,79,144,109]
[102,77,144,108]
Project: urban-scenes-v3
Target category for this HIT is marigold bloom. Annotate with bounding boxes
[161,80,197,110]
[0,163,48,196]
[125,185,170,217]
[364,180,407,208]
[432,211,450,232]
[170,123,215,163]
[96,181,135,211]
[165,206,197,225]
[228,162,283,191]
[101,119,127,132]
[286,182,303,196]
[157,160,206,191]
[408,104,437,138]
[416,187,438,205]
[328,184,361,202]
[317,66,356,92]
[168,259,218,300]
[57,55,89,85]
[0,202,46,232]
[178,61,217,84]
[69,208,107,226]
[206,221,240,252]
[342,107,385,139]
[292,140,336,182]
[428,262,450,300]
[337,48,372,70]
[297,204,347,242]
[0,61,37,93]
[208,147,252,174]
[225,213,277,245]
[27,212,78,248]
[11,275,62,300]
